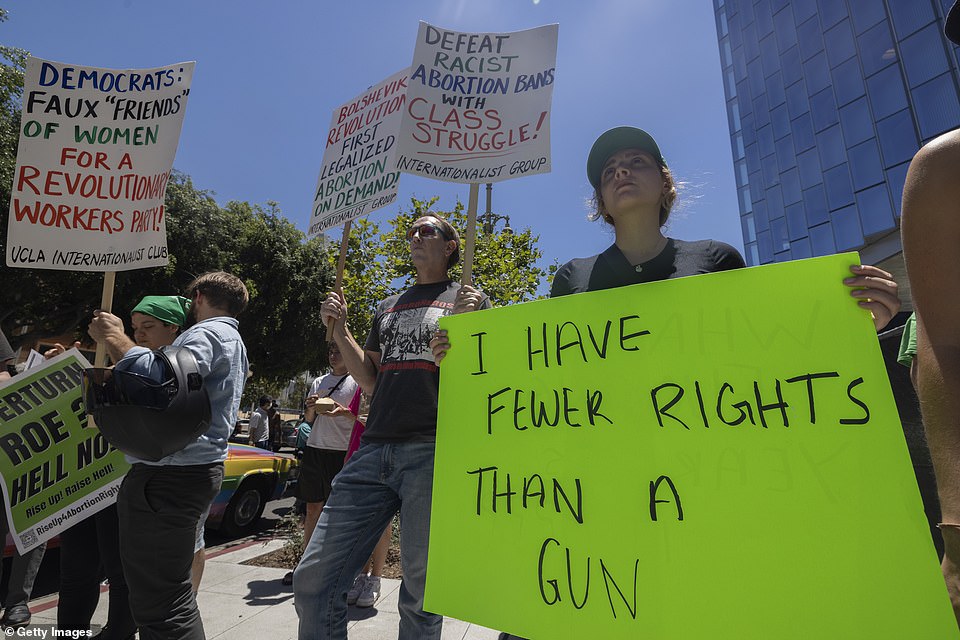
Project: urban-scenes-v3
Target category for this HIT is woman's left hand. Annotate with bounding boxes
[844,264,901,332]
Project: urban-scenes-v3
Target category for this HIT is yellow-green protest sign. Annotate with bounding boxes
[427,253,956,638]
[0,349,129,553]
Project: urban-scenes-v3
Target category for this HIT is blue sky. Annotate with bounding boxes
[5,0,743,287]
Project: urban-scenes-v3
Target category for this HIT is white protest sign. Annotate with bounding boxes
[396,22,558,184]
[308,68,408,238]
[7,57,194,271]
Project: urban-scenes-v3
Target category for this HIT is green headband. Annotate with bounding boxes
[131,295,191,327]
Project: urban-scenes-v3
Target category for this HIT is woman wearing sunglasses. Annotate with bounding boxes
[298,213,490,640]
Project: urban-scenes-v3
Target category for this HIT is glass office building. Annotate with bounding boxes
[713,0,960,277]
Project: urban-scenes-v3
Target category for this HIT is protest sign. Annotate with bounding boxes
[7,57,194,271]
[428,254,956,638]
[308,68,408,238]
[396,22,558,184]
[0,349,129,553]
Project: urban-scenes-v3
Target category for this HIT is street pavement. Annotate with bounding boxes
[23,537,502,640]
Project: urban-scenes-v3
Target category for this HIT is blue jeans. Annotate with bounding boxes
[294,441,440,640]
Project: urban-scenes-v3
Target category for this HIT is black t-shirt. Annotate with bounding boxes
[363,280,491,442]
[550,238,745,297]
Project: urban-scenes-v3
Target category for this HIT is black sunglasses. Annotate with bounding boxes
[406,223,448,241]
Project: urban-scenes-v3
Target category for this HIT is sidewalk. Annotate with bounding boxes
[25,538,501,640]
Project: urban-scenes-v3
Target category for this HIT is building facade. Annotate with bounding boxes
[713,0,960,295]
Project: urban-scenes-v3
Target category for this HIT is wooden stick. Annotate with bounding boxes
[93,271,116,367]
[325,219,352,340]
[461,183,479,286]
[89,271,116,428]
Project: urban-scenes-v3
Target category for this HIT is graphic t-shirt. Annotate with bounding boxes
[362,280,490,442]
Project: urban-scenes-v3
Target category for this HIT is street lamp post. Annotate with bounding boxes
[479,183,512,235]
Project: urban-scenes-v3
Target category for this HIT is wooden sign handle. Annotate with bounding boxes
[461,183,479,286]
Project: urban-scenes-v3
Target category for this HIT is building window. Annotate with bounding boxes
[856,183,896,237]
[866,64,909,120]
[804,183,830,226]
[832,57,866,107]
[850,0,887,35]
[757,123,775,157]
[809,222,837,256]
[771,103,791,139]
[816,124,847,170]
[818,0,848,30]
[785,80,810,118]
[798,16,825,61]
[823,163,855,210]
[858,20,896,77]
[773,6,798,49]
[772,216,790,252]
[757,230,774,263]
[888,0,936,40]
[912,72,960,140]
[901,23,951,88]
[785,202,807,239]
[839,97,874,146]
[791,0,818,25]
[824,19,857,67]
[780,45,803,85]
[876,109,920,167]
[791,111,816,151]
[760,34,780,76]
[742,212,757,243]
[782,167,802,204]
[847,138,885,191]
[803,51,832,94]
[776,134,797,171]
[831,204,865,251]
[790,236,813,259]
[746,242,761,266]
[764,71,787,107]
[810,87,839,131]
[796,147,823,190]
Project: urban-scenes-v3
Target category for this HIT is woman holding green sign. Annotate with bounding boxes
[432,126,901,365]
[432,127,901,640]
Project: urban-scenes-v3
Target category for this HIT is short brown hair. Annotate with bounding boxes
[423,214,460,270]
[589,165,678,227]
[186,271,249,317]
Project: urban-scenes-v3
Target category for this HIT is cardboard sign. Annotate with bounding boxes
[0,350,129,553]
[396,22,558,184]
[7,57,194,271]
[308,68,408,237]
[428,254,956,638]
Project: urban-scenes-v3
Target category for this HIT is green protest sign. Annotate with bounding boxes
[427,253,956,638]
[0,349,129,553]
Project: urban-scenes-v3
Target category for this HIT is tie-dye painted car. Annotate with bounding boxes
[205,443,300,536]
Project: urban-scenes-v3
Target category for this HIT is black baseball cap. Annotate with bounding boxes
[948,1,960,45]
[587,126,666,189]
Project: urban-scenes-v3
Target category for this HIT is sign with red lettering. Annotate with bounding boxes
[6,57,194,271]
[308,68,408,237]
[396,22,558,184]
